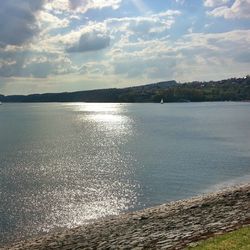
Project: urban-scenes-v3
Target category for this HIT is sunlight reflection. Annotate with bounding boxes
[26,102,138,233]
[69,102,123,113]
[88,113,127,123]
[71,103,131,125]
[38,185,138,232]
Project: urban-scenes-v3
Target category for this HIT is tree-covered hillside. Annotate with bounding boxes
[152,76,250,102]
[0,76,249,103]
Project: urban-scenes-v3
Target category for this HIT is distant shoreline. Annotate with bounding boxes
[2,183,249,250]
[1,76,249,103]
[1,100,250,104]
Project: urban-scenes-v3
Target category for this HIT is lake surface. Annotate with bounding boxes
[0,102,250,244]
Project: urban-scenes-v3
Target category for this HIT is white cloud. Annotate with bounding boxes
[0,49,77,78]
[45,0,122,13]
[170,30,250,80]
[70,0,122,12]
[204,0,230,7]
[107,29,250,82]
[45,0,69,12]
[107,10,181,42]
[0,0,248,93]
[79,61,111,75]
[37,9,180,55]
[207,0,250,19]
[39,11,70,31]
[0,0,45,47]
[37,21,109,54]
[67,30,110,53]
[0,3,181,82]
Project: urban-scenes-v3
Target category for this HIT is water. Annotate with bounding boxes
[0,102,250,244]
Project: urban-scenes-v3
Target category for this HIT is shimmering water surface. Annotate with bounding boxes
[0,102,250,244]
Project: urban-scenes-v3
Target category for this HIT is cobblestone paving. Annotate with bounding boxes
[2,184,250,250]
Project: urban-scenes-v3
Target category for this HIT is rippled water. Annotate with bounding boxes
[0,102,250,244]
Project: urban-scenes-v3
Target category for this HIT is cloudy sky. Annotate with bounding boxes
[0,0,249,94]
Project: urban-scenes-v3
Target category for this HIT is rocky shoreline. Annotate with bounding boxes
[2,184,250,250]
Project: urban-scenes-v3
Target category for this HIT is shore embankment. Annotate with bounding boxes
[2,184,250,250]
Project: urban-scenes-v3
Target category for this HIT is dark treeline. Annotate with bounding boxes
[0,76,250,103]
[153,76,250,103]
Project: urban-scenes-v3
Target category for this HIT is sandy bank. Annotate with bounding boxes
[2,184,250,250]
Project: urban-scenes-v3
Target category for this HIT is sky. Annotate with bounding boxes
[0,0,249,95]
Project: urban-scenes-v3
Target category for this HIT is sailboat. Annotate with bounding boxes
[160,98,164,104]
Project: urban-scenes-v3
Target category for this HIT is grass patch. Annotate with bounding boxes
[187,226,250,250]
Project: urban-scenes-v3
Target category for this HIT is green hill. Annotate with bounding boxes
[0,76,249,103]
